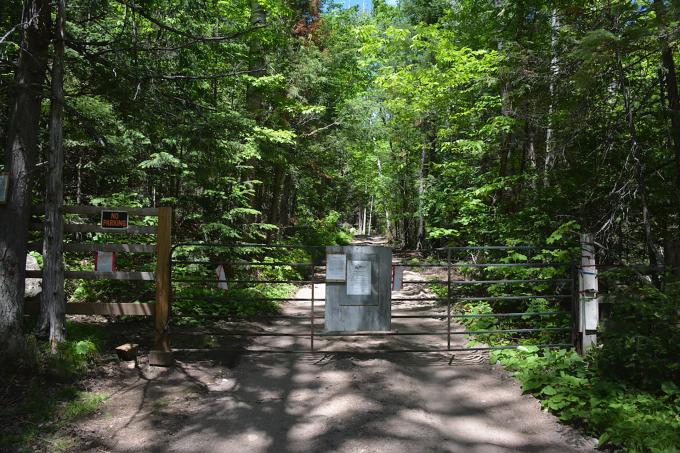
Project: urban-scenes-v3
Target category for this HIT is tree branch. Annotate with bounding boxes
[303,121,341,137]
[115,0,269,43]
[147,68,265,81]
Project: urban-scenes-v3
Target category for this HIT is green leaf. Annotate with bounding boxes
[541,385,558,396]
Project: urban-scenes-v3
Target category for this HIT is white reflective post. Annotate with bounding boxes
[579,233,598,353]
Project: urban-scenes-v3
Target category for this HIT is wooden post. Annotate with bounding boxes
[150,207,173,366]
[570,260,579,351]
[310,264,315,352]
[447,247,452,351]
[578,233,599,354]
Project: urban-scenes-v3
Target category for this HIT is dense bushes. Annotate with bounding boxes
[597,276,680,391]
[170,213,352,325]
[292,211,353,248]
[485,275,680,452]
[0,322,108,450]
[492,347,680,452]
[427,245,680,452]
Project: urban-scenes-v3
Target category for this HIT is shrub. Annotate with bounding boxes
[597,275,680,391]
[292,211,353,247]
[492,347,680,452]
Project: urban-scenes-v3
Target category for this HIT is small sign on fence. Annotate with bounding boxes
[95,251,117,272]
[392,265,404,290]
[101,210,129,229]
[215,264,228,290]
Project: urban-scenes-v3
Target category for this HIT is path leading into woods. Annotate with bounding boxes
[76,238,596,453]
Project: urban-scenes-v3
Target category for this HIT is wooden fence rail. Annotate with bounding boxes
[26,204,173,365]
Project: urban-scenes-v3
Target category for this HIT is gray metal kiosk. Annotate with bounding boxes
[324,245,392,332]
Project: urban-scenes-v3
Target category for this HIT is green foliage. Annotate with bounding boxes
[293,211,354,247]
[172,287,289,326]
[0,383,107,451]
[491,347,680,452]
[49,340,99,379]
[597,277,680,391]
[0,322,108,451]
[3,0,680,449]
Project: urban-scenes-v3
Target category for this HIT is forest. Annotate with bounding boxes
[1,0,680,451]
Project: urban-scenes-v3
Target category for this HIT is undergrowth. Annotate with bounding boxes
[0,321,110,452]
[428,244,680,452]
[491,347,680,453]
[171,213,352,325]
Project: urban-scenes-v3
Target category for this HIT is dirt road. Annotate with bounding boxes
[77,243,595,453]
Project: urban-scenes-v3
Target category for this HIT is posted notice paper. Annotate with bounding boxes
[326,253,347,282]
[347,260,371,296]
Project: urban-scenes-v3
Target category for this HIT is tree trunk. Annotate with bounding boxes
[416,138,427,250]
[524,117,537,190]
[495,0,515,187]
[268,164,284,227]
[652,0,680,194]
[376,154,391,240]
[42,0,67,351]
[278,172,293,228]
[246,0,266,116]
[615,47,663,284]
[367,195,373,235]
[0,0,50,357]
[245,0,266,220]
[544,9,560,187]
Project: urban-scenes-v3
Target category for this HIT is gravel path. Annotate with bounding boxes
[77,241,596,453]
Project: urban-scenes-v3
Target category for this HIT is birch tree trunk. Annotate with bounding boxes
[367,195,373,235]
[544,9,560,187]
[42,0,67,351]
[0,0,50,356]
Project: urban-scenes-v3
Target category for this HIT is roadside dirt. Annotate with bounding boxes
[68,239,596,453]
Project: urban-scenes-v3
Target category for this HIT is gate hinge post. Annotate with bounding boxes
[151,206,173,366]
[577,233,598,355]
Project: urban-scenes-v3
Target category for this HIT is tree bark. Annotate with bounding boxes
[524,117,537,190]
[367,195,373,235]
[376,154,391,240]
[416,137,427,250]
[544,8,560,187]
[278,172,293,228]
[0,0,50,357]
[246,0,266,116]
[245,0,266,220]
[615,47,663,284]
[267,164,284,227]
[652,0,680,194]
[42,0,67,351]
[495,0,515,190]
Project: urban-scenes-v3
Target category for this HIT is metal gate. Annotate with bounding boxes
[168,243,575,354]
